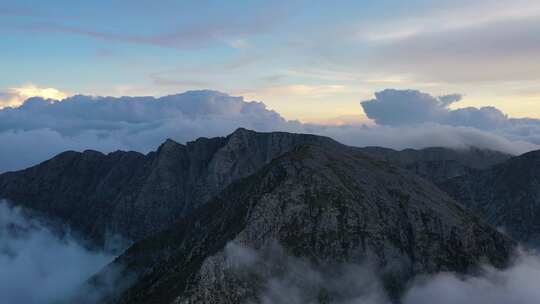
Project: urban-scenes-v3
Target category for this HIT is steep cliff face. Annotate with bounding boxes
[441,150,540,245]
[0,129,338,245]
[105,144,513,304]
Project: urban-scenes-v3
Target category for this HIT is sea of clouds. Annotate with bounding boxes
[0,89,539,172]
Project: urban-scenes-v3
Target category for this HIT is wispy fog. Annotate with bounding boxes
[0,201,114,304]
[224,242,540,304]
[403,251,540,304]
[224,242,390,304]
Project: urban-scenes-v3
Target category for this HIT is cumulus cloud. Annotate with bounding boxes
[361,89,540,146]
[361,89,462,125]
[0,200,114,304]
[0,89,538,172]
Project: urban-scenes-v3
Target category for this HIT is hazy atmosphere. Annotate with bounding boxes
[2,1,540,304]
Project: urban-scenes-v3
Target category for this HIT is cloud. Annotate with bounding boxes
[0,89,538,173]
[0,84,69,108]
[403,250,540,304]
[361,89,540,146]
[220,242,540,304]
[366,15,540,83]
[18,2,290,50]
[220,242,391,304]
[0,200,114,304]
[361,89,462,125]
[319,123,538,156]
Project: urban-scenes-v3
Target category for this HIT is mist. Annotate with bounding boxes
[0,201,114,304]
[403,250,540,304]
[223,242,540,304]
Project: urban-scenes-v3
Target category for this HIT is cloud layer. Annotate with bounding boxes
[0,201,113,304]
[0,89,538,172]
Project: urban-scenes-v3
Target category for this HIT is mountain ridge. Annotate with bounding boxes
[441,149,540,245]
[98,142,513,303]
[0,129,514,247]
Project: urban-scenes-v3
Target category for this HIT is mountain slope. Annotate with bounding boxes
[102,143,513,304]
[442,150,540,245]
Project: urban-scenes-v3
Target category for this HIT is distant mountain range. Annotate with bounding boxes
[1,129,535,303]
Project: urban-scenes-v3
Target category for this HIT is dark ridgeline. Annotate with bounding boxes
[0,129,519,303]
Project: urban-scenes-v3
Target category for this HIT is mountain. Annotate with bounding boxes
[0,128,509,248]
[0,129,339,246]
[95,143,513,304]
[441,150,540,245]
[360,146,510,183]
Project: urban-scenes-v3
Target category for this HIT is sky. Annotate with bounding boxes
[2,0,540,124]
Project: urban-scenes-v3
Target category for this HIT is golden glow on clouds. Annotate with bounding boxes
[237,84,370,123]
[0,85,69,108]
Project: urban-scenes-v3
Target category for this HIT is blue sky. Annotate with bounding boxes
[2,0,540,122]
